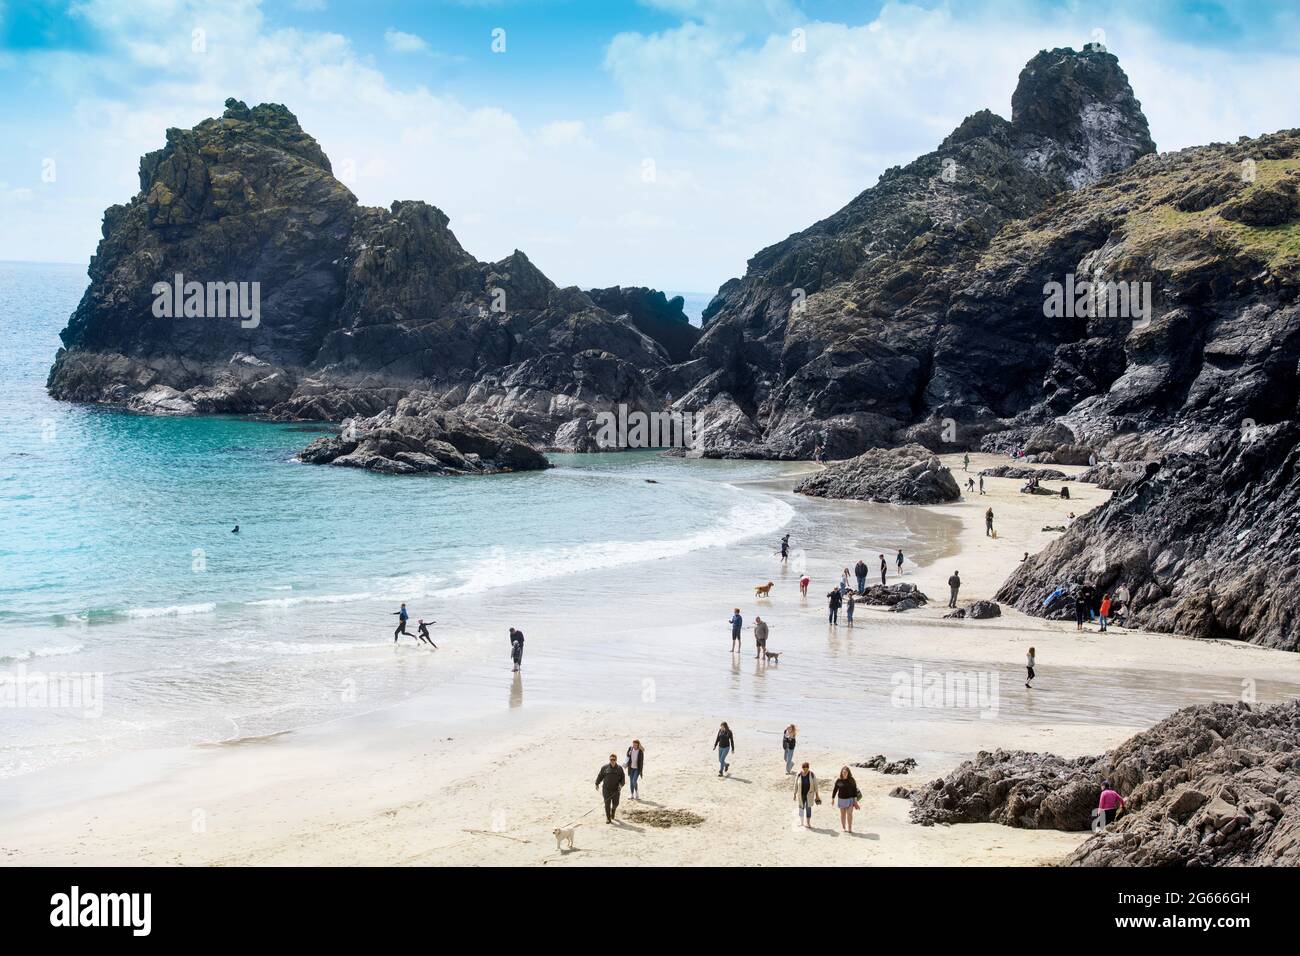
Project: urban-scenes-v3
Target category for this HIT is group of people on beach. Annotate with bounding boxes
[823,549,907,626]
[594,740,647,823]
[391,603,437,647]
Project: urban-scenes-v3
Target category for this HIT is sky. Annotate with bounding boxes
[1,0,1298,294]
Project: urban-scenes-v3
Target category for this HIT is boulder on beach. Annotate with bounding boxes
[298,394,549,476]
[967,600,1002,619]
[857,583,929,608]
[909,700,1300,867]
[854,755,919,775]
[794,445,961,504]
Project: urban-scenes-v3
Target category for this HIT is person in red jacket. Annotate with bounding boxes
[1099,593,1113,633]
[1098,781,1126,827]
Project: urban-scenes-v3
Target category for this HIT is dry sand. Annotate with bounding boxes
[3,452,1299,867]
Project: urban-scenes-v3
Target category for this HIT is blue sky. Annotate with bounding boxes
[2,0,1298,292]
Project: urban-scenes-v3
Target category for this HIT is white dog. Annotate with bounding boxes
[553,825,579,851]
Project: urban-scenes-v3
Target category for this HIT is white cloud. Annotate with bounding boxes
[383,28,429,54]
[4,0,1299,291]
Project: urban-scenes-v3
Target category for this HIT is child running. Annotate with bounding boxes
[1026,646,1036,687]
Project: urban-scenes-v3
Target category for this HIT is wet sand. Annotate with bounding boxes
[3,452,1299,866]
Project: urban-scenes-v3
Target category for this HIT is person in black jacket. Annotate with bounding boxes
[831,766,863,833]
[509,627,524,671]
[827,589,841,625]
[595,754,626,823]
[853,559,867,594]
[713,722,735,777]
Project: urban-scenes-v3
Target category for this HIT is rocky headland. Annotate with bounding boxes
[908,700,1300,866]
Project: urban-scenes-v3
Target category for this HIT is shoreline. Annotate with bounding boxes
[3,451,1300,866]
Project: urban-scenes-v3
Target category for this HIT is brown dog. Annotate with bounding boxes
[755,581,774,597]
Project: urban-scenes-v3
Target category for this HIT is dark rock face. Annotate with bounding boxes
[675,47,1157,460]
[793,445,960,504]
[46,98,675,447]
[981,465,1069,481]
[585,287,702,365]
[909,701,1300,867]
[997,424,1300,650]
[297,394,548,476]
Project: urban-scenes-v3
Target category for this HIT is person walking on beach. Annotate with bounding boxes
[966,477,975,493]
[1098,592,1112,633]
[416,618,438,648]
[1026,646,1036,688]
[793,762,821,828]
[827,588,842,625]
[947,571,961,608]
[754,615,769,659]
[963,453,970,472]
[625,740,646,800]
[854,559,868,595]
[1074,590,1088,632]
[845,591,856,627]
[985,507,995,537]
[799,574,810,597]
[979,475,985,495]
[392,603,410,642]
[713,722,735,777]
[509,627,525,671]
[896,549,904,575]
[832,766,862,833]
[781,724,797,774]
[729,608,743,652]
[879,554,888,586]
[595,753,626,823]
[1097,780,1125,827]
[779,533,790,562]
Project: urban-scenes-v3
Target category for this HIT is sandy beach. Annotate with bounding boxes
[5,452,1300,867]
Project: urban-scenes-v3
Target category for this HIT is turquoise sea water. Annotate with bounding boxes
[0,262,806,773]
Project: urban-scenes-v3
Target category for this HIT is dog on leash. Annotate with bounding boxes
[764,650,782,664]
[755,581,774,597]
[553,825,579,851]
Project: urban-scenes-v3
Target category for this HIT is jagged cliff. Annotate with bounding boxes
[47,98,689,448]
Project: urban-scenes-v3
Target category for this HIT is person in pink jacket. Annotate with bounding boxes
[1098,780,1126,826]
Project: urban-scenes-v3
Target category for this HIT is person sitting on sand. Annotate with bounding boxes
[1098,780,1125,827]
[793,762,821,828]
[595,754,626,823]
[832,766,862,833]
[782,724,797,774]
[713,722,735,777]
[1066,511,1076,529]
[1060,484,1070,499]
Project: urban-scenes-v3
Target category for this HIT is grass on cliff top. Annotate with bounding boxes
[1125,158,1300,273]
